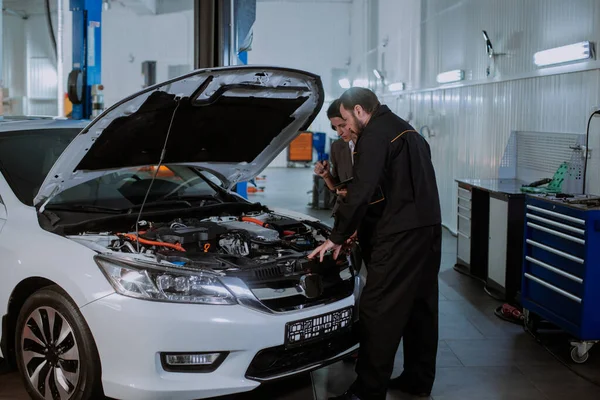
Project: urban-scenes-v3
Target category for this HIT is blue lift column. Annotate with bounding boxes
[68,0,103,120]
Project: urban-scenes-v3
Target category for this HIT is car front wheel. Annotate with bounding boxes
[15,286,102,400]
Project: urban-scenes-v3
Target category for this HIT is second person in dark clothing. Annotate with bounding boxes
[309,88,442,400]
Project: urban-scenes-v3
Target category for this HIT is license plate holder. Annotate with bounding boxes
[285,306,353,348]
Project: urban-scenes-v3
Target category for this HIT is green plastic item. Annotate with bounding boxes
[520,162,568,194]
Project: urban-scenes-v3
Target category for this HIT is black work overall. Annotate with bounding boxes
[329,105,442,400]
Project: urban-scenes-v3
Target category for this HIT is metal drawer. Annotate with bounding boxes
[458,213,471,235]
[458,231,471,264]
[458,187,472,200]
[524,256,584,298]
[458,203,471,217]
[524,274,582,326]
[526,239,586,280]
[458,196,471,210]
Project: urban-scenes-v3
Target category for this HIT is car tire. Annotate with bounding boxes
[15,285,103,400]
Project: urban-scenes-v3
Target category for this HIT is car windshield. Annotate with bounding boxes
[0,127,221,209]
[0,128,81,206]
[47,165,220,210]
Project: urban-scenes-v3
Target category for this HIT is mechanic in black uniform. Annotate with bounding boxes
[309,87,442,400]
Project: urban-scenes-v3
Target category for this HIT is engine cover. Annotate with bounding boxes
[219,221,280,242]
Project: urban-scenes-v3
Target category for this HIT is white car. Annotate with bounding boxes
[0,66,363,400]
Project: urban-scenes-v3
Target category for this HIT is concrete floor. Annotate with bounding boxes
[2,167,600,399]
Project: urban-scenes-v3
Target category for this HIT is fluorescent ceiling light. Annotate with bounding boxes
[534,41,594,67]
[388,82,405,92]
[436,70,464,84]
[373,69,382,80]
[338,78,351,89]
[352,79,369,88]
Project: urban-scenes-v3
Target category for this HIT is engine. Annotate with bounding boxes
[68,212,357,313]
[103,214,326,265]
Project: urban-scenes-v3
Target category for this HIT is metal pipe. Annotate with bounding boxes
[57,0,64,117]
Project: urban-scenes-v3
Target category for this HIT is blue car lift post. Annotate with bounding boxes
[68,0,103,120]
[193,0,255,199]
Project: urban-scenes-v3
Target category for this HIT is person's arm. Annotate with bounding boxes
[328,133,388,244]
[315,147,340,191]
[324,149,341,190]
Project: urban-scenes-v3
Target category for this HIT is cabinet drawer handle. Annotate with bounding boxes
[526,213,585,235]
[524,273,582,303]
[527,205,585,225]
[458,231,470,239]
[458,214,471,221]
[525,256,583,284]
[527,222,585,245]
[526,240,584,264]
[458,196,471,203]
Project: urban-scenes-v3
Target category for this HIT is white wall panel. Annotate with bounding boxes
[363,0,600,233]
[249,0,352,167]
[24,15,58,115]
[2,15,27,107]
[61,0,194,110]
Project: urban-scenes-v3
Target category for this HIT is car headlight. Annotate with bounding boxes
[95,255,236,305]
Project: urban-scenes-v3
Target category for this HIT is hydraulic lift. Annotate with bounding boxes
[194,0,255,197]
[67,0,104,120]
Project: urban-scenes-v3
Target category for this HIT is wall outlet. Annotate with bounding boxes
[592,106,600,116]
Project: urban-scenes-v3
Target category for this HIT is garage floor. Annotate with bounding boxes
[2,167,600,400]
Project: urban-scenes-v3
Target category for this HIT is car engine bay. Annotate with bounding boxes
[67,211,358,304]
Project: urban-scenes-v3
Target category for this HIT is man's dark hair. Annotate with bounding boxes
[327,99,343,119]
[340,87,380,114]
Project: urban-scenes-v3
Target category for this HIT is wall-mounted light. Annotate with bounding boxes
[533,41,595,67]
[352,79,369,88]
[436,70,464,84]
[388,82,405,92]
[338,78,351,89]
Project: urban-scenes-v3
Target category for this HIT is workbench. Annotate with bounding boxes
[522,194,600,363]
[455,179,527,304]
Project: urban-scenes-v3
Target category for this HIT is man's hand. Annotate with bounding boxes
[345,230,358,245]
[314,160,330,178]
[308,239,343,262]
[336,188,348,198]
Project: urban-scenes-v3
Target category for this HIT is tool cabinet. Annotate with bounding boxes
[522,195,600,363]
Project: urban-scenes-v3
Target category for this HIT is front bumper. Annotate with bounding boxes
[81,293,357,400]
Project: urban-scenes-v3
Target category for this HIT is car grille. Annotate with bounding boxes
[235,253,358,313]
[245,326,359,381]
[258,279,355,312]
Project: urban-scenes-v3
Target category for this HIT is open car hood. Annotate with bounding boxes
[34,66,324,208]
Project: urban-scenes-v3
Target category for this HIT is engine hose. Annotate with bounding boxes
[240,217,296,236]
[117,233,186,252]
[241,217,268,227]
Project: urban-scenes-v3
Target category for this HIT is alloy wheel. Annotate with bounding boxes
[21,306,80,400]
